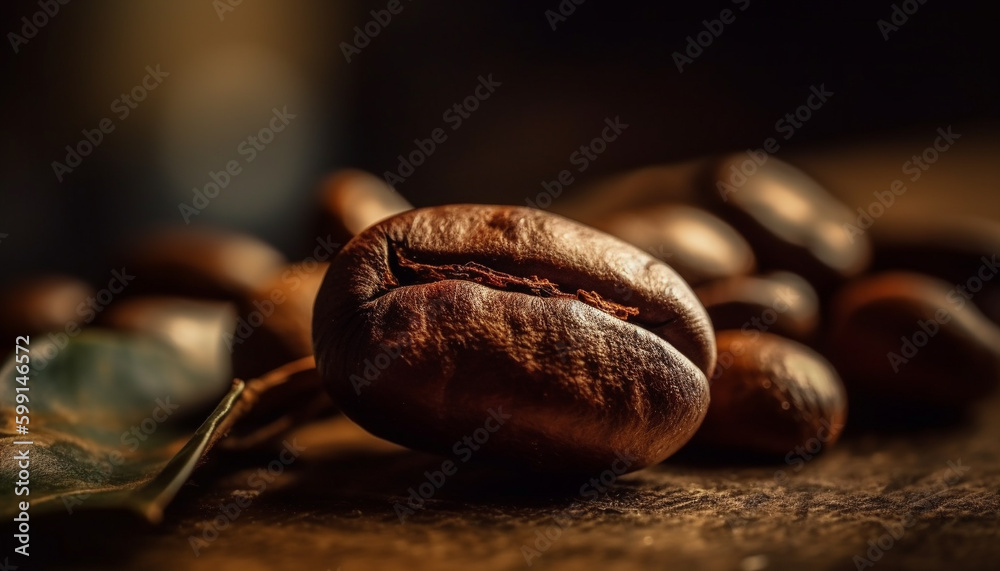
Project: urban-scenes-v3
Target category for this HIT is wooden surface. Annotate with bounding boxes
[32,388,998,571]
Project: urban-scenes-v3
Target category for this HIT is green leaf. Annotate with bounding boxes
[0,330,238,522]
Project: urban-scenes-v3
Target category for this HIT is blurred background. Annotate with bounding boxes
[1,0,998,284]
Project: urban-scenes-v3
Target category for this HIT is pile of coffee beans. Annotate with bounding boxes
[311,154,999,472]
[0,173,410,429]
[5,154,998,476]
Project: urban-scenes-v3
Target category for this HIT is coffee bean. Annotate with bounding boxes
[703,154,871,289]
[555,161,703,224]
[872,216,1000,324]
[0,275,94,348]
[124,227,286,301]
[593,204,755,286]
[313,205,715,473]
[316,169,413,247]
[695,272,819,342]
[98,295,236,407]
[692,330,846,457]
[232,262,329,380]
[99,296,235,367]
[99,294,328,432]
[828,272,1000,412]
[228,261,335,428]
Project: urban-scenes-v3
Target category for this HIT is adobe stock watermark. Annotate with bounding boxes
[7,0,71,54]
[393,407,512,522]
[519,451,637,566]
[672,0,751,73]
[852,459,968,569]
[348,295,452,395]
[843,126,961,242]
[773,419,843,484]
[51,65,169,182]
[525,116,629,210]
[340,0,412,62]
[724,417,844,529]
[213,0,244,21]
[710,285,804,384]
[383,74,501,187]
[887,254,998,372]
[715,83,834,202]
[63,396,180,514]
[877,0,929,41]
[710,285,841,507]
[178,106,296,223]
[188,439,306,556]
[224,236,340,351]
[544,0,587,31]
[33,268,136,371]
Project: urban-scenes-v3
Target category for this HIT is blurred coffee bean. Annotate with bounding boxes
[554,160,704,224]
[690,330,847,458]
[872,216,1000,324]
[316,169,413,247]
[231,261,328,380]
[98,296,236,383]
[702,154,871,289]
[828,272,1000,415]
[593,204,755,286]
[695,272,819,342]
[231,261,333,427]
[124,227,286,301]
[0,275,94,349]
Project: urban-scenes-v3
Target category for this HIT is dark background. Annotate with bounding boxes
[1,0,997,285]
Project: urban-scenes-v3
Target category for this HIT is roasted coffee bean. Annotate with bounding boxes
[703,154,871,289]
[593,204,755,286]
[554,160,705,224]
[317,168,413,247]
[872,216,1000,324]
[691,330,846,457]
[313,205,716,473]
[98,296,236,410]
[231,262,334,427]
[695,272,819,342]
[232,262,329,380]
[99,296,236,378]
[124,227,286,301]
[828,272,1000,412]
[0,275,94,351]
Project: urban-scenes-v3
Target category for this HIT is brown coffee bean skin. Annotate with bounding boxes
[231,262,329,380]
[872,217,1000,324]
[828,272,1000,411]
[125,227,286,301]
[230,263,334,427]
[693,331,847,457]
[0,275,94,346]
[313,205,716,473]
[695,272,820,342]
[703,155,871,289]
[317,169,413,247]
[593,204,756,287]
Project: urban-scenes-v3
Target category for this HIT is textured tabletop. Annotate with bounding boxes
[40,390,1000,571]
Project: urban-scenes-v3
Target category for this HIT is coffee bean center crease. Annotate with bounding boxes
[387,242,640,321]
